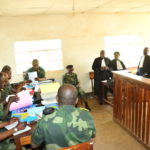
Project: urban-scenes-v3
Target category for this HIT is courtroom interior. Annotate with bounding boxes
[0,0,150,150]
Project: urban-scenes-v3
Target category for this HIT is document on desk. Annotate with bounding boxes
[9,90,33,111]
[5,121,18,130]
[28,72,38,84]
[13,126,31,136]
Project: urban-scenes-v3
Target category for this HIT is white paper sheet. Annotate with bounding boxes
[5,121,18,130]
[28,72,38,84]
[13,126,31,136]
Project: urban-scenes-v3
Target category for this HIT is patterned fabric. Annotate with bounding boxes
[0,139,15,150]
[31,105,96,150]
[62,73,87,101]
[0,103,4,119]
[25,67,45,80]
[63,73,79,87]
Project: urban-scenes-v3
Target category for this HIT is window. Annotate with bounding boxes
[104,35,142,67]
[14,39,64,74]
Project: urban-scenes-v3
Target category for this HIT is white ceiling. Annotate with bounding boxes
[0,0,150,16]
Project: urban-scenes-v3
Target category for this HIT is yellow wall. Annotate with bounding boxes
[0,13,150,92]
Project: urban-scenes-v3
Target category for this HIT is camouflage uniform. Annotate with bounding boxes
[0,139,15,150]
[0,103,15,150]
[31,105,95,150]
[0,103,4,120]
[1,83,12,101]
[24,67,45,80]
[0,90,11,121]
[62,73,87,101]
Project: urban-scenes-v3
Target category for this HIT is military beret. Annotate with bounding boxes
[66,65,73,69]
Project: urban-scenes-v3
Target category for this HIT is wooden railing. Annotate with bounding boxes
[113,71,150,148]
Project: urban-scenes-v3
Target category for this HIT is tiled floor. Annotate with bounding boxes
[88,98,146,150]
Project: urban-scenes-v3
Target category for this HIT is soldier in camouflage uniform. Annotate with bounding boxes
[25,59,46,81]
[0,72,25,150]
[0,72,19,121]
[0,118,26,150]
[1,65,25,101]
[31,84,96,150]
[62,65,91,111]
[1,66,13,101]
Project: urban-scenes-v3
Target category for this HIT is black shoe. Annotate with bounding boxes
[99,102,104,105]
[86,106,91,112]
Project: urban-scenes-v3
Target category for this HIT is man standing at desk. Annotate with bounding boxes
[31,84,95,150]
[137,47,150,77]
[92,50,111,104]
[25,59,46,81]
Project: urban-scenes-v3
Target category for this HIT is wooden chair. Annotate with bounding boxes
[59,141,93,150]
[89,72,94,92]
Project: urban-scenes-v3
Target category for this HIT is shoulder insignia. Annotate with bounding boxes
[43,107,55,115]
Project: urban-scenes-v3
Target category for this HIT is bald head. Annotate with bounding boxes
[57,84,78,105]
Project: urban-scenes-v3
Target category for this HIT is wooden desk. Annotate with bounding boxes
[13,123,36,150]
[113,71,150,148]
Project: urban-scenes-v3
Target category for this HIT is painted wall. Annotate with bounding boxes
[0,13,150,92]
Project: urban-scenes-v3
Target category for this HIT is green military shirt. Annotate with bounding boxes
[31,105,96,150]
[25,67,45,80]
[1,83,12,101]
[0,103,4,120]
[63,72,79,87]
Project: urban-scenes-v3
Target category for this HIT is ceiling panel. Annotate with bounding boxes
[0,0,150,16]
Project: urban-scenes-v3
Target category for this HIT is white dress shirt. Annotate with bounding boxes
[101,59,106,67]
[117,60,123,70]
[139,55,145,68]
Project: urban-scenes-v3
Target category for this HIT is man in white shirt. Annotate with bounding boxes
[137,47,150,77]
[111,51,126,71]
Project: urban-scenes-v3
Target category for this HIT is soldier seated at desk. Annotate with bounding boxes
[1,65,26,100]
[31,84,96,150]
[0,72,19,121]
[62,65,91,111]
[0,118,26,150]
[24,59,46,82]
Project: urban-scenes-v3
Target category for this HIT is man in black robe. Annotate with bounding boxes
[137,47,150,77]
[92,50,111,104]
[111,51,126,71]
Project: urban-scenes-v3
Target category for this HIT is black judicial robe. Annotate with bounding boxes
[111,59,126,71]
[92,57,111,99]
[137,55,150,75]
